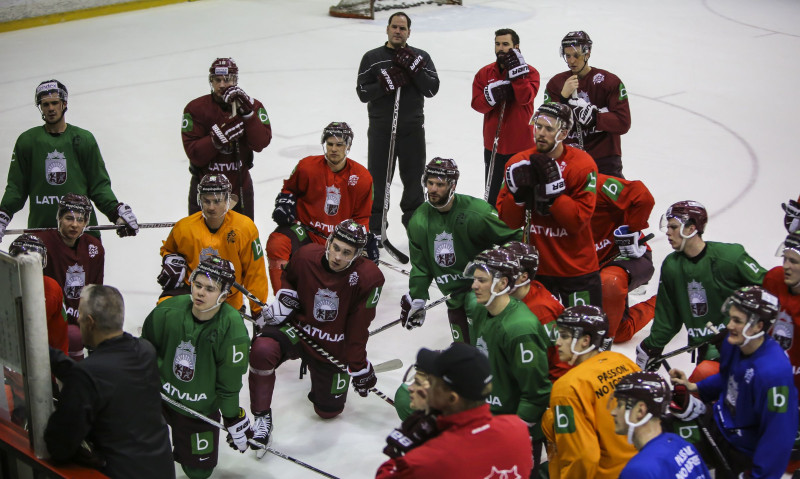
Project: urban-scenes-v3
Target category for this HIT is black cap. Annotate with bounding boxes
[416,343,492,401]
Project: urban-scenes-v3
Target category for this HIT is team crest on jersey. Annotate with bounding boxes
[687,280,708,317]
[313,288,339,322]
[64,264,85,300]
[199,247,220,264]
[324,186,341,216]
[475,336,490,358]
[45,150,67,185]
[772,311,794,350]
[173,341,197,382]
[227,230,237,244]
[88,244,98,258]
[484,465,522,479]
[592,72,605,84]
[349,272,359,286]
[348,175,359,186]
[434,231,456,267]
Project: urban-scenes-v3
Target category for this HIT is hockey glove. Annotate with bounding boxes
[0,210,9,244]
[483,79,512,107]
[400,293,427,330]
[504,159,535,206]
[210,118,245,150]
[114,203,139,237]
[350,362,377,398]
[530,153,565,215]
[669,384,707,421]
[783,199,800,233]
[224,408,253,453]
[383,410,439,458]
[568,96,597,129]
[271,192,297,226]
[222,85,254,118]
[157,254,188,290]
[258,288,300,328]
[503,48,530,80]
[365,232,380,262]
[378,66,410,94]
[614,225,648,259]
[394,47,426,76]
[636,341,664,371]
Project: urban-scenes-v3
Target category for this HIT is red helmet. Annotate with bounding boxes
[613,371,671,418]
[190,255,235,294]
[560,31,592,57]
[556,305,609,350]
[9,234,48,268]
[209,58,238,77]
[464,248,519,287]
[197,174,232,197]
[321,122,354,149]
[503,241,539,279]
[532,103,573,132]
[58,193,92,220]
[663,201,708,234]
[722,285,779,330]
[422,157,460,184]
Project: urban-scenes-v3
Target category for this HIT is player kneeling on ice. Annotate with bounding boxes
[142,256,252,479]
[608,371,710,478]
[248,219,385,458]
[668,286,797,478]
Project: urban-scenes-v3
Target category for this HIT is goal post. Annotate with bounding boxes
[329,0,462,20]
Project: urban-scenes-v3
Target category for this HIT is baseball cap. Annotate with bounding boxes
[416,342,492,401]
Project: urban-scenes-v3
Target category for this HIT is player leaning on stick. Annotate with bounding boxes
[0,79,139,243]
[267,121,376,292]
[142,256,252,479]
[403,158,522,344]
[182,58,272,220]
[248,219,385,456]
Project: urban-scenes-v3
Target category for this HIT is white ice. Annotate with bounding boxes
[1,0,798,477]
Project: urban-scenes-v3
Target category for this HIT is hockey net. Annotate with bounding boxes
[330,0,462,20]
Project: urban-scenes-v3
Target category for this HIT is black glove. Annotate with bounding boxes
[483,80,513,107]
[504,159,535,206]
[351,362,377,397]
[502,48,529,80]
[383,410,439,458]
[400,293,426,330]
[210,118,245,151]
[365,232,380,262]
[394,47,426,75]
[529,153,565,215]
[114,203,139,237]
[157,254,188,290]
[568,97,598,129]
[636,341,664,371]
[783,199,800,233]
[222,85,254,118]
[378,66,410,93]
[272,192,297,226]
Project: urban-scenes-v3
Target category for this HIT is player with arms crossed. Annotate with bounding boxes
[248,220,385,456]
[267,122,376,292]
[142,256,252,479]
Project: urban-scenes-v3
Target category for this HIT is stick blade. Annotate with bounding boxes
[382,238,409,264]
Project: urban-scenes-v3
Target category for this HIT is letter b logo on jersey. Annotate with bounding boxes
[554,405,576,434]
[768,386,789,413]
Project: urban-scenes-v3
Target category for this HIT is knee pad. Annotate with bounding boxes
[601,266,629,302]
[314,403,344,419]
[181,464,213,479]
[689,360,720,383]
[249,337,282,373]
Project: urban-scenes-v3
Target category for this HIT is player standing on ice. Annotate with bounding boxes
[403,158,521,344]
[142,256,252,479]
[608,371,710,478]
[544,31,631,178]
[0,80,139,243]
[471,28,540,206]
[248,219,384,457]
[182,58,272,220]
[267,121,377,292]
[669,286,797,478]
[37,193,104,360]
[158,173,268,317]
[636,201,767,382]
[356,12,440,235]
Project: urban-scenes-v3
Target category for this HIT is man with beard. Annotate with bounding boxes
[402,158,521,344]
[0,80,139,242]
[497,102,601,309]
[471,28,540,206]
[182,58,272,220]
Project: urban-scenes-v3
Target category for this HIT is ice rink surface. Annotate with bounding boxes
[1,0,799,476]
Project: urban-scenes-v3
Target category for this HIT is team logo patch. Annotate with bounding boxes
[434,231,456,267]
[348,271,359,286]
[227,230,237,244]
[769,386,790,413]
[772,311,794,351]
[313,288,339,322]
[601,177,624,201]
[592,72,605,84]
[181,113,193,132]
[554,405,576,434]
[348,175,359,186]
[484,465,521,479]
[366,286,381,309]
[325,186,341,216]
[64,264,85,300]
[88,244,98,258]
[45,150,67,185]
[173,340,197,382]
[687,280,708,317]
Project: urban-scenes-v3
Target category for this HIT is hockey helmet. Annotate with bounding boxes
[9,234,48,268]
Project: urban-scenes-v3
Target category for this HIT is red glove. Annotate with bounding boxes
[222,86,254,117]
[394,47,426,75]
[210,118,245,151]
[378,67,410,93]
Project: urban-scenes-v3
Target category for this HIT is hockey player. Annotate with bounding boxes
[267,121,376,292]
[37,193,104,360]
[141,256,252,479]
[498,102,601,308]
[592,173,656,343]
[669,286,798,478]
[158,174,267,316]
[503,241,570,381]
[248,220,385,456]
[471,28,540,206]
[403,158,522,344]
[543,31,631,177]
[609,372,711,478]
[463,248,551,475]
[541,305,638,478]
[182,58,272,220]
[376,342,533,478]
[356,12,440,231]
[636,201,767,382]
[0,80,139,243]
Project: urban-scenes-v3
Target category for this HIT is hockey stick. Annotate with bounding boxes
[571,90,584,150]
[373,358,403,374]
[484,100,507,202]
[377,259,410,276]
[5,222,175,235]
[645,322,723,372]
[232,282,395,406]
[368,284,472,337]
[160,393,340,479]
[379,87,410,264]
